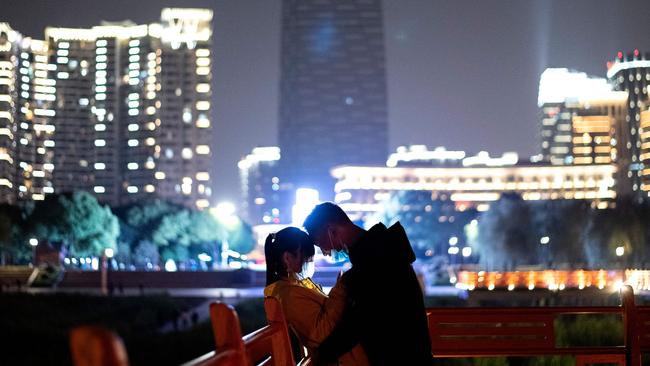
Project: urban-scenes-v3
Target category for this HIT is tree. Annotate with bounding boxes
[0,204,29,265]
[476,193,537,270]
[27,192,119,257]
[225,220,255,254]
[530,200,590,267]
[374,190,477,258]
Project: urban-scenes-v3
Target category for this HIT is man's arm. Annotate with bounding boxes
[315,270,360,362]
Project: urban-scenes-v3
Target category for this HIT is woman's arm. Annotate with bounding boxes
[283,277,348,347]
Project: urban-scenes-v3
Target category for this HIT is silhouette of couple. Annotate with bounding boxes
[264,202,432,365]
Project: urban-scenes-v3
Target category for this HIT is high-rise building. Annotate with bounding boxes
[538,69,626,164]
[238,146,292,225]
[42,8,213,209]
[278,0,389,201]
[0,24,55,204]
[538,68,628,192]
[607,50,650,195]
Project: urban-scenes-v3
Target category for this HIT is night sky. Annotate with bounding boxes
[4,0,650,204]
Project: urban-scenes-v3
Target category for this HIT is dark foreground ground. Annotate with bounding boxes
[0,292,634,366]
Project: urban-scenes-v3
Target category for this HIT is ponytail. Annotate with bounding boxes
[265,233,281,286]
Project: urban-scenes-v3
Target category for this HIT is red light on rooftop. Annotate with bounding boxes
[617,51,623,59]
[634,49,640,57]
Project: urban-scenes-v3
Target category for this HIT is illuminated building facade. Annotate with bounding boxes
[278,0,389,201]
[641,108,650,194]
[538,69,627,166]
[238,147,292,225]
[331,146,617,222]
[44,8,213,208]
[608,50,650,195]
[0,24,55,204]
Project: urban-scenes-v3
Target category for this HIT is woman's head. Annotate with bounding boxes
[264,227,315,285]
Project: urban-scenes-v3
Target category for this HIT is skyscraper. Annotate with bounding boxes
[44,8,213,209]
[0,23,55,204]
[278,0,389,201]
[537,68,629,193]
[607,50,650,195]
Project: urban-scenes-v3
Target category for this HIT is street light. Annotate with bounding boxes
[540,236,550,245]
[616,246,625,257]
[29,238,38,265]
[101,247,114,296]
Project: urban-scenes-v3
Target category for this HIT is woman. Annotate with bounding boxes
[263,227,368,366]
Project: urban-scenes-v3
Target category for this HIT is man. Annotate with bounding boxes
[304,202,432,365]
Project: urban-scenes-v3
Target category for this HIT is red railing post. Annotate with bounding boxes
[621,285,639,366]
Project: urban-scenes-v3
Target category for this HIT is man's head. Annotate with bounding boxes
[303,202,358,255]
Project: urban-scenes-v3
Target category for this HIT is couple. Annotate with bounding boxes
[263,202,432,365]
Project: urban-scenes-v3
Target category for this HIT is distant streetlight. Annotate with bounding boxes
[104,248,114,258]
[210,201,239,227]
[448,236,458,246]
[448,246,459,255]
[29,238,38,266]
[461,247,472,257]
[198,253,212,262]
[540,236,550,245]
[616,246,625,257]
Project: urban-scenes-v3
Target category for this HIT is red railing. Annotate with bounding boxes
[71,285,650,366]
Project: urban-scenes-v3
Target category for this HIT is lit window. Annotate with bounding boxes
[196,118,210,128]
[145,184,155,193]
[128,139,139,147]
[127,186,138,193]
[196,145,210,154]
[196,67,210,75]
[196,49,210,57]
[155,171,166,180]
[196,101,210,111]
[182,148,193,159]
[145,138,155,146]
[94,186,105,193]
[196,57,210,67]
[95,139,106,147]
[43,140,55,147]
[127,162,139,170]
[43,187,54,194]
[94,163,106,170]
[196,172,210,181]
[128,124,139,131]
[196,83,210,93]
[95,124,106,131]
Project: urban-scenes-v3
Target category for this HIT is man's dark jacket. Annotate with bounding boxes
[317,222,432,365]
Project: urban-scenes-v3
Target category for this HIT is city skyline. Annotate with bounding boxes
[3,0,650,204]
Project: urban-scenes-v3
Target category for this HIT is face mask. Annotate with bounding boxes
[330,248,349,263]
[327,229,349,263]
